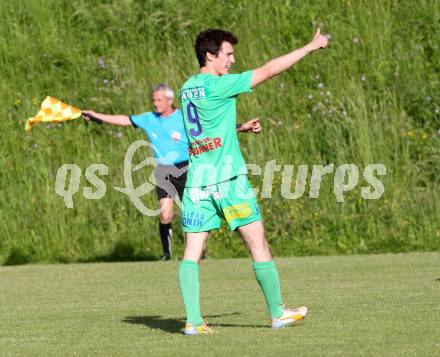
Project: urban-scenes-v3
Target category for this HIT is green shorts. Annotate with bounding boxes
[181,175,262,232]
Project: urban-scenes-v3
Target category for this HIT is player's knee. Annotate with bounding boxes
[246,238,271,261]
[247,236,269,253]
[183,243,204,263]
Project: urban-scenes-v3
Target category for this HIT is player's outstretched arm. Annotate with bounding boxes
[251,28,328,88]
[82,110,133,126]
[236,117,262,134]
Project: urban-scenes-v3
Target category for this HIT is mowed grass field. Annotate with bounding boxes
[0,253,439,356]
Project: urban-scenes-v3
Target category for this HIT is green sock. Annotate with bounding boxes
[179,260,204,326]
[252,260,283,319]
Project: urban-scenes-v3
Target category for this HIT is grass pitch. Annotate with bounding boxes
[1,253,439,356]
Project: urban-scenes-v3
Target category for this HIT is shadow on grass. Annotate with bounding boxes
[78,241,158,263]
[122,312,267,334]
[3,247,35,266]
[2,242,159,266]
[123,315,184,334]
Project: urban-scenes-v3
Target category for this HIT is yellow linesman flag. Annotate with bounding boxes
[25,96,82,131]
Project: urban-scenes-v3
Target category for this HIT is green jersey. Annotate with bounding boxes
[179,70,253,187]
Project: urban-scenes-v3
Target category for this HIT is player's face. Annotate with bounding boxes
[152,90,173,114]
[213,41,235,75]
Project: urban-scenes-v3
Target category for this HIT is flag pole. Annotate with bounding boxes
[82,112,103,124]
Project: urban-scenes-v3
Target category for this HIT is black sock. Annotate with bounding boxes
[159,222,172,256]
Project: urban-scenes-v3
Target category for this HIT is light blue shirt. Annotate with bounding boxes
[130,109,189,165]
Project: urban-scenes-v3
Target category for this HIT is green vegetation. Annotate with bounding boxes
[1,253,439,355]
[1,0,439,263]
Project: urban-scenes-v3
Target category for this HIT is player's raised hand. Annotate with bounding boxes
[309,28,328,51]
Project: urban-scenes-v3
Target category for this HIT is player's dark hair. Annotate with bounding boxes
[195,29,238,67]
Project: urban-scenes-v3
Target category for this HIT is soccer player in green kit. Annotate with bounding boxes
[179,28,328,335]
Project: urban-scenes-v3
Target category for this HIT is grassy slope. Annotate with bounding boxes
[0,0,439,263]
[0,253,439,356]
